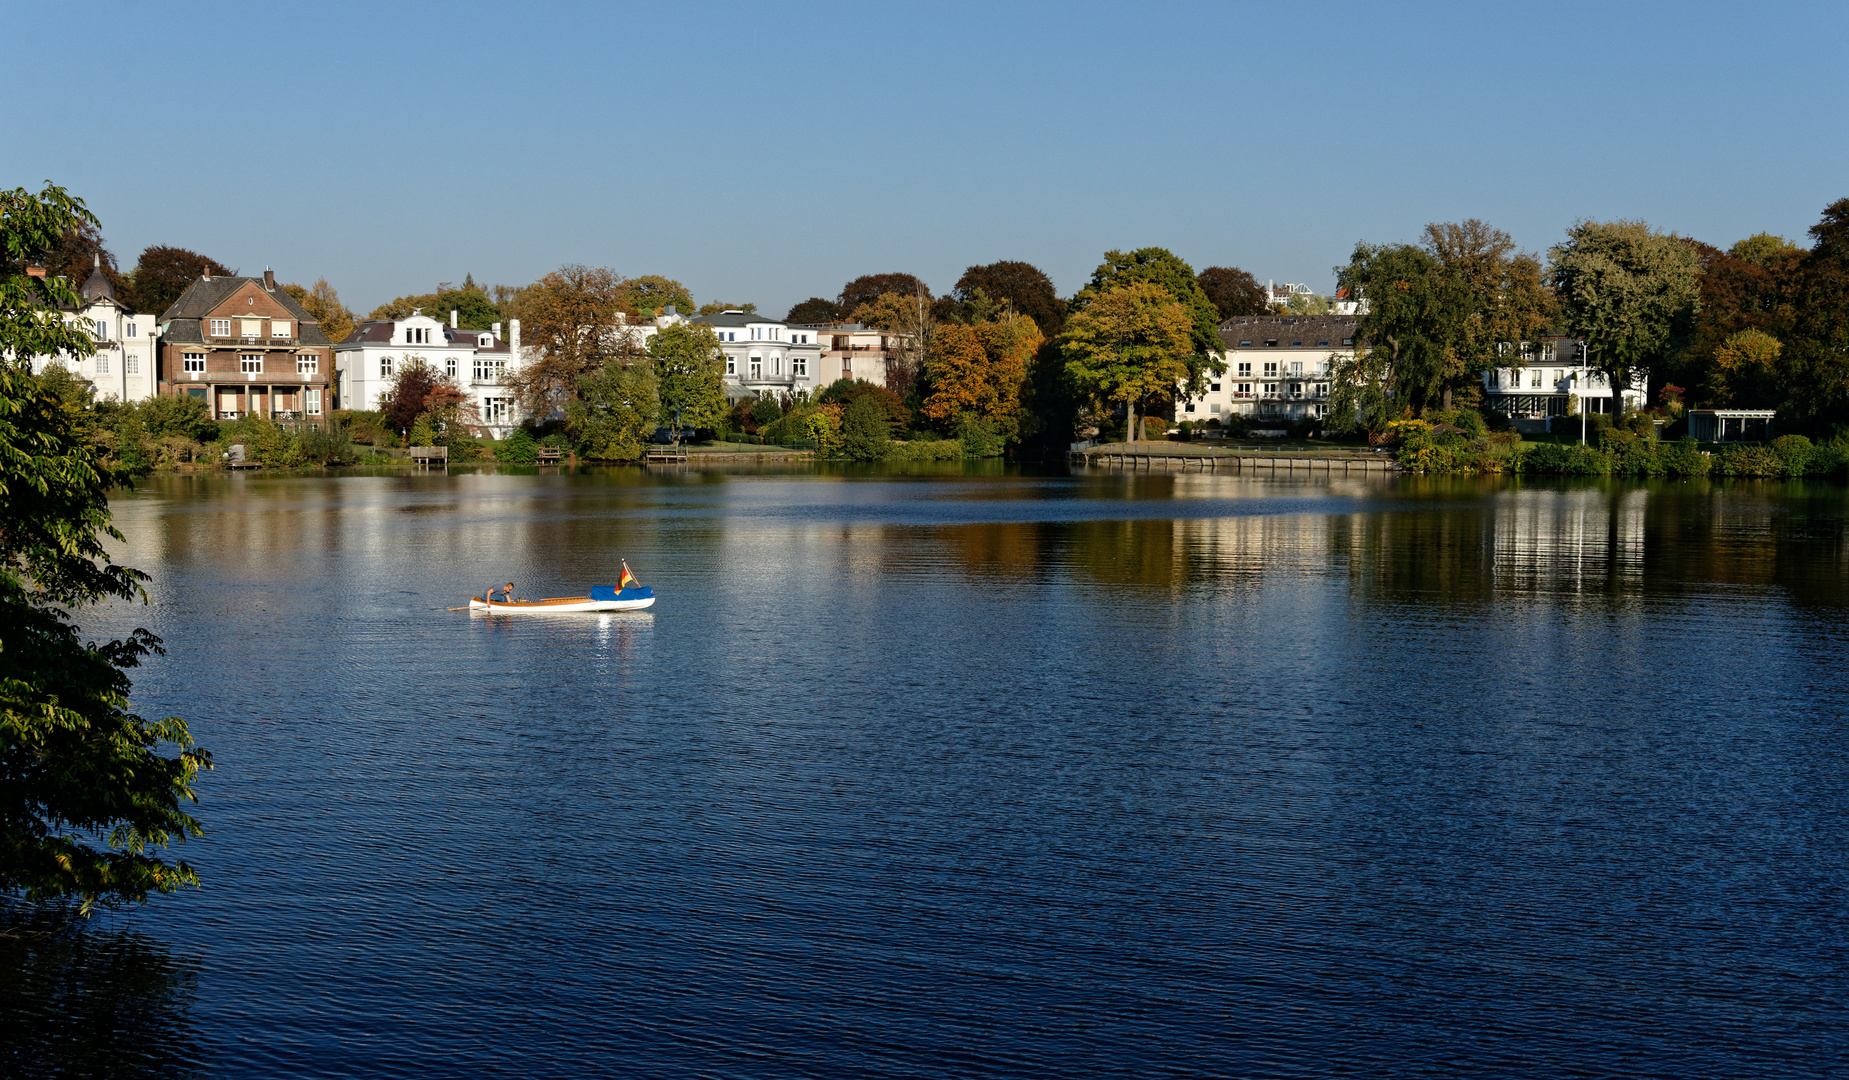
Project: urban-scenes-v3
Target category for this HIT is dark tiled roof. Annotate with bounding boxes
[164,318,205,344]
[691,312,779,329]
[81,267,117,302]
[336,320,506,352]
[1219,315,1358,348]
[160,276,317,324]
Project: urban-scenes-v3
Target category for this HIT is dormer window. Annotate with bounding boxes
[479,335,491,347]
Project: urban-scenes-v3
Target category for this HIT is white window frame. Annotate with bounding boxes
[126,355,139,375]
[306,388,322,415]
[381,356,394,378]
[725,353,736,376]
[271,320,291,338]
[792,353,806,377]
[241,354,263,373]
[446,357,457,378]
[297,353,319,374]
[210,318,231,337]
[96,353,109,374]
[183,352,206,373]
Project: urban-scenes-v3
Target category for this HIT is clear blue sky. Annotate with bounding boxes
[8,0,1845,316]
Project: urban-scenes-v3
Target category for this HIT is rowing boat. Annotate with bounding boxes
[469,585,654,613]
[469,562,655,613]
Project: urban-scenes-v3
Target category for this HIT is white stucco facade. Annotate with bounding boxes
[335,312,522,437]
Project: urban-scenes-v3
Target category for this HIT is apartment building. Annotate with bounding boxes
[157,269,334,422]
[1178,316,1356,423]
[1481,336,1647,422]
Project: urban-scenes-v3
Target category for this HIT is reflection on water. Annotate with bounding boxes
[25,465,1849,1078]
[0,920,205,1078]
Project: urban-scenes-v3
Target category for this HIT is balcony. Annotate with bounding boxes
[209,335,298,348]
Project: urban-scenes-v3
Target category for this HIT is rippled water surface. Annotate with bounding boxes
[7,464,1849,1078]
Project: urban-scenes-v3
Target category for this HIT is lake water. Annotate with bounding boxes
[6,464,1848,1078]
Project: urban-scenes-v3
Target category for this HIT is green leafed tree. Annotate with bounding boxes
[649,322,726,430]
[784,297,841,324]
[620,275,693,318]
[953,261,1067,337]
[1550,220,1703,420]
[567,359,658,460]
[1059,280,1194,442]
[0,183,210,914]
[1782,199,1849,432]
[1067,248,1224,395]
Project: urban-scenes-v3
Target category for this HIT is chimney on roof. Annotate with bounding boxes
[509,318,520,355]
[492,321,502,337]
[665,304,677,317]
[450,309,458,328]
[263,268,275,290]
[202,268,211,282]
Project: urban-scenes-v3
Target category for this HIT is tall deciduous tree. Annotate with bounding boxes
[953,261,1066,337]
[850,288,937,399]
[1197,266,1268,321]
[1,183,210,913]
[567,359,658,460]
[785,297,840,324]
[41,218,120,295]
[1674,238,1800,407]
[621,275,693,317]
[650,322,726,429]
[368,286,501,330]
[283,279,357,344]
[506,265,634,418]
[922,314,1042,442]
[1421,219,1555,408]
[1067,249,1224,395]
[1330,243,1444,432]
[1549,220,1703,420]
[1059,281,1194,442]
[839,273,927,315]
[120,246,231,317]
[1784,199,1849,431]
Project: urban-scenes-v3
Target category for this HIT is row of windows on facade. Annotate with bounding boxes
[181,352,319,374]
[1487,368,1605,390]
[1235,338,1353,348]
[1186,382,1331,408]
[207,318,295,339]
[718,329,813,344]
[1498,342,1582,361]
[725,353,806,378]
[213,388,324,416]
[1232,361,1328,378]
[92,320,140,339]
[375,356,506,381]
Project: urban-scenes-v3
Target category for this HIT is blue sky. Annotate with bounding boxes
[7,0,1845,316]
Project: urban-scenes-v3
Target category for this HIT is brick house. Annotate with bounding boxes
[156,269,334,422]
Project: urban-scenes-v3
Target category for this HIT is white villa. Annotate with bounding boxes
[1178,316,1356,424]
[26,259,160,403]
[689,310,826,398]
[1481,336,1647,427]
[334,311,521,437]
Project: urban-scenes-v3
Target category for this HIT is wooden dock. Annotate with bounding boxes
[1075,445,1402,473]
[643,446,689,464]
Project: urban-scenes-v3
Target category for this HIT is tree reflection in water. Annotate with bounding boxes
[0,918,206,1079]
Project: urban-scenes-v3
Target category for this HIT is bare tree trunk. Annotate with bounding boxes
[1127,398,1138,443]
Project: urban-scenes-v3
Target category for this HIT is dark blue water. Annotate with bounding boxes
[7,465,1848,1078]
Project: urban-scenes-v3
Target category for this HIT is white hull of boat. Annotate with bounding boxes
[470,595,655,613]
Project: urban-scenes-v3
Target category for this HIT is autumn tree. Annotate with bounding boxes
[506,265,634,418]
[1197,266,1268,321]
[785,297,841,324]
[1673,238,1800,407]
[40,217,121,295]
[695,300,756,316]
[839,272,927,315]
[922,314,1043,443]
[1422,219,1555,408]
[1067,249,1223,396]
[282,279,357,344]
[649,321,726,429]
[1550,220,1703,420]
[850,287,937,399]
[1,183,210,913]
[382,359,440,435]
[952,261,1066,337]
[121,246,231,317]
[1783,198,1849,431]
[1059,281,1194,442]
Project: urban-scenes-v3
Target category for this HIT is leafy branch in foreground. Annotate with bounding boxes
[1,182,210,916]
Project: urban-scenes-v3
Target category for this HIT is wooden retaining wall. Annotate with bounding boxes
[1076,448,1402,473]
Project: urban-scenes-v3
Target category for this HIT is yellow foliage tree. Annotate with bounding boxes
[922,314,1041,442]
[1058,281,1192,442]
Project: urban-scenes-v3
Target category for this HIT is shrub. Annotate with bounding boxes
[750,397,782,428]
[1771,434,1814,476]
[956,418,1005,457]
[499,427,539,463]
[1177,420,1193,441]
[1518,442,1608,475]
[887,438,962,461]
[298,424,358,466]
[840,394,891,461]
[1719,444,1786,477]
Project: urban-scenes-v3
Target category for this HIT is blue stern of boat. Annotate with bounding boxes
[592,584,654,602]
